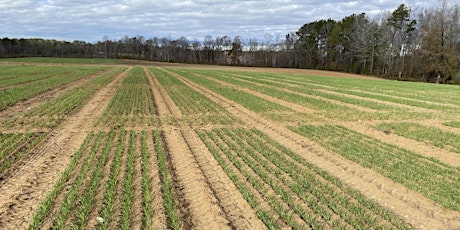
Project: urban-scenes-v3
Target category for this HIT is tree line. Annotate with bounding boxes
[1,1,459,84]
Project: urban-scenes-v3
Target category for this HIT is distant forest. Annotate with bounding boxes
[1,1,459,84]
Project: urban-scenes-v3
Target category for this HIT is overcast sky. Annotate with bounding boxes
[1,0,438,43]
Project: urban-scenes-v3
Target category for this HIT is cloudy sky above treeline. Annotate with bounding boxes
[1,0,437,43]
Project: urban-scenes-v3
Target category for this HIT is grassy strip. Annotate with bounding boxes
[152,68,228,115]
[233,73,397,110]
[4,67,125,129]
[444,121,460,129]
[3,57,120,64]
[70,131,115,229]
[141,131,154,230]
[0,66,107,110]
[167,68,288,113]
[96,130,126,229]
[0,133,46,174]
[118,131,136,229]
[290,125,460,212]
[0,133,33,160]
[196,130,279,229]
[51,132,105,229]
[29,132,95,230]
[153,130,181,229]
[212,128,311,229]
[377,122,460,153]
[103,67,155,117]
[203,70,355,111]
[239,128,409,228]
[198,69,460,110]
[151,68,238,125]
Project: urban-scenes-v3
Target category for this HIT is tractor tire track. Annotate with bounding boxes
[163,127,231,229]
[173,70,460,230]
[0,67,130,229]
[180,127,266,229]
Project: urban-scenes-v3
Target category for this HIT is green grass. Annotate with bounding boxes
[444,121,460,129]
[4,67,125,129]
[197,127,410,229]
[167,68,289,113]
[150,68,238,125]
[1,57,120,64]
[0,65,108,110]
[290,124,460,212]
[0,132,46,174]
[102,67,155,116]
[377,122,460,153]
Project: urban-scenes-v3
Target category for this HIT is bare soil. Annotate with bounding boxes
[172,68,460,229]
[0,67,129,229]
[1,62,459,229]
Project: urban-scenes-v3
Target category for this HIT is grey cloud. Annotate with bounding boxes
[0,0,436,42]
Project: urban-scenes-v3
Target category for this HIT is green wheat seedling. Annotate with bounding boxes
[51,132,105,229]
[153,130,181,229]
[96,129,126,230]
[118,131,136,230]
[141,131,154,230]
[70,131,115,229]
[290,125,460,212]
[196,130,279,229]
[0,133,46,175]
[29,132,95,230]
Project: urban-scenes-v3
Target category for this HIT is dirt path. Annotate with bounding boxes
[0,68,115,126]
[316,89,437,113]
[217,73,376,113]
[180,127,265,229]
[340,122,460,167]
[145,68,182,117]
[0,67,130,229]
[202,75,315,114]
[173,71,460,229]
[149,68,264,228]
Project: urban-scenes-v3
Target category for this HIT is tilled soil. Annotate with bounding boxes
[1,63,459,229]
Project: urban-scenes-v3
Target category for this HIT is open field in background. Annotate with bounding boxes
[1,57,460,229]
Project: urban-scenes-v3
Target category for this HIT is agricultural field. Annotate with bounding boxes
[1,57,460,229]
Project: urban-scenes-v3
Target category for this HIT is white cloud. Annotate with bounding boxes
[0,0,438,42]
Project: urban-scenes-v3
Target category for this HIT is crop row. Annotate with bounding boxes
[4,57,121,64]
[183,69,443,121]
[196,69,394,112]
[0,132,46,175]
[4,67,127,129]
[0,65,91,84]
[195,69,459,113]
[221,69,460,108]
[168,68,399,122]
[377,122,460,154]
[289,125,460,212]
[230,72,401,111]
[444,121,460,129]
[197,127,409,229]
[30,129,177,229]
[102,67,155,116]
[0,65,109,111]
[167,69,288,114]
[150,68,238,125]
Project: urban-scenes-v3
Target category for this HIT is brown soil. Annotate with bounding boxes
[341,121,460,167]
[0,67,130,229]
[173,69,460,229]
[1,62,460,230]
[0,68,115,127]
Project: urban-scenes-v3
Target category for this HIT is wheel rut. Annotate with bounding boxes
[0,67,130,229]
[150,68,263,229]
[171,69,460,230]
